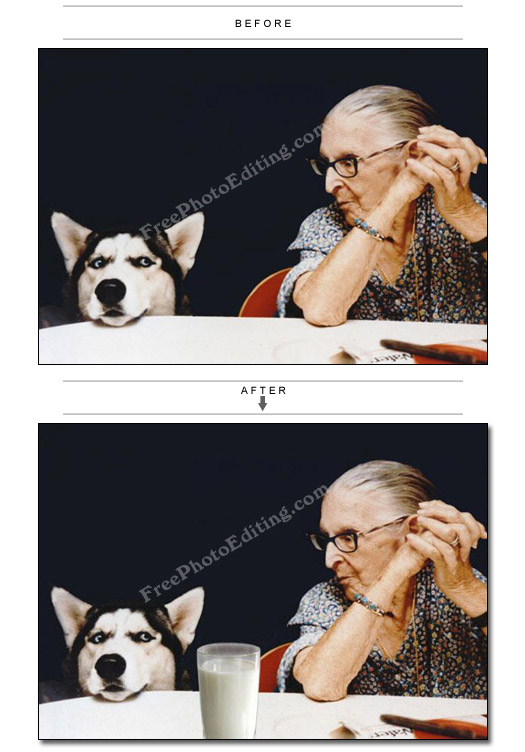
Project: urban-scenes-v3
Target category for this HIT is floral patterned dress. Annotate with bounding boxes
[277,189,487,324]
[277,563,487,699]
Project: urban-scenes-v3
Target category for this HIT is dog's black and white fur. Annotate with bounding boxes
[43,586,204,703]
[44,212,204,327]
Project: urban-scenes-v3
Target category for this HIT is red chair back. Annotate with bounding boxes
[239,268,291,317]
[259,642,292,692]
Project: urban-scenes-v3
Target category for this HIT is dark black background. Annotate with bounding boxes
[39,423,488,686]
[39,49,487,316]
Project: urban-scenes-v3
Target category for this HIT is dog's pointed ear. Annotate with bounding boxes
[165,212,204,277]
[165,587,204,652]
[51,212,92,274]
[51,587,92,649]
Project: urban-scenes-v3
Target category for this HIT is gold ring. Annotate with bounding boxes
[450,535,460,548]
[450,160,460,173]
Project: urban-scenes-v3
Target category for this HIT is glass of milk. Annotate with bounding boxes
[197,643,260,739]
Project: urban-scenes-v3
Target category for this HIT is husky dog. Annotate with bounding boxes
[48,212,204,326]
[48,586,204,702]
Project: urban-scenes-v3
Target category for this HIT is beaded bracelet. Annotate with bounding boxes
[353,218,392,243]
[353,592,391,617]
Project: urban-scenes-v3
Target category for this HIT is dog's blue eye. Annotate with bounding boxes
[138,257,154,268]
[89,632,106,644]
[137,631,154,642]
[88,257,106,270]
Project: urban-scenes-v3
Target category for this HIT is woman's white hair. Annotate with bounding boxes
[327,460,437,519]
[325,85,436,141]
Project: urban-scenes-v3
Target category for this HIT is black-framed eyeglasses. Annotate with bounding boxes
[307,140,409,179]
[307,515,409,554]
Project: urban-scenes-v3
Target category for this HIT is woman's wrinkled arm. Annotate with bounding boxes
[292,559,412,702]
[293,179,415,327]
[292,200,399,326]
[450,578,487,635]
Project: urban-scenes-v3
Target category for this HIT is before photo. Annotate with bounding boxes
[38,48,487,365]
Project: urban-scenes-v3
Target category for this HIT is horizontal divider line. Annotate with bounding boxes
[63,36,463,39]
[64,412,463,415]
[63,5,465,8]
[63,379,462,383]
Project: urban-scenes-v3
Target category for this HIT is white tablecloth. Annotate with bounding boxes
[39,690,487,739]
[39,316,487,365]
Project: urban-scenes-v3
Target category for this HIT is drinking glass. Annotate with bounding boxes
[197,643,260,739]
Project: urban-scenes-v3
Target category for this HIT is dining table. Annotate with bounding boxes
[39,316,487,365]
[39,690,487,739]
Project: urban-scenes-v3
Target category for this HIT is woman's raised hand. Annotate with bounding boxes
[386,158,429,208]
[406,125,487,238]
[387,524,431,582]
[407,500,487,601]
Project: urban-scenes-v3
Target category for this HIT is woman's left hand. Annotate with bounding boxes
[406,499,487,603]
[406,125,487,241]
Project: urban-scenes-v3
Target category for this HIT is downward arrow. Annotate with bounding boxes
[258,396,267,411]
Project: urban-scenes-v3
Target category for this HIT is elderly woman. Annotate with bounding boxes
[277,86,487,325]
[277,461,487,700]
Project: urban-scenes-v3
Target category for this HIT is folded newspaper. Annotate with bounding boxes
[332,339,487,365]
[336,714,487,740]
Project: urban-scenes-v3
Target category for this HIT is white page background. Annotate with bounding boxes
[2,0,520,748]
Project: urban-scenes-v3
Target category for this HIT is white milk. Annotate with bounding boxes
[198,657,259,739]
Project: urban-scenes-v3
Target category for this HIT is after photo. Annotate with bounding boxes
[39,423,488,739]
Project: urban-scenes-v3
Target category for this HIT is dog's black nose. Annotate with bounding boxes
[95,279,126,306]
[95,654,127,681]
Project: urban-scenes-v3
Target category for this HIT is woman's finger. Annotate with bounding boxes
[419,500,466,524]
[417,141,473,188]
[417,515,472,562]
[419,501,487,545]
[418,140,472,170]
[423,158,462,195]
[419,124,460,139]
[406,158,445,193]
[418,502,487,548]
[477,520,488,538]
[419,128,487,167]
[460,512,486,549]
[460,136,486,171]
[421,530,459,571]
[418,125,462,148]
[407,531,453,569]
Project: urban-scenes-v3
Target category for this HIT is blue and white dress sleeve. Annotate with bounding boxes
[277,205,348,318]
[468,193,487,253]
[472,193,487,211]
[276,580,348,691]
